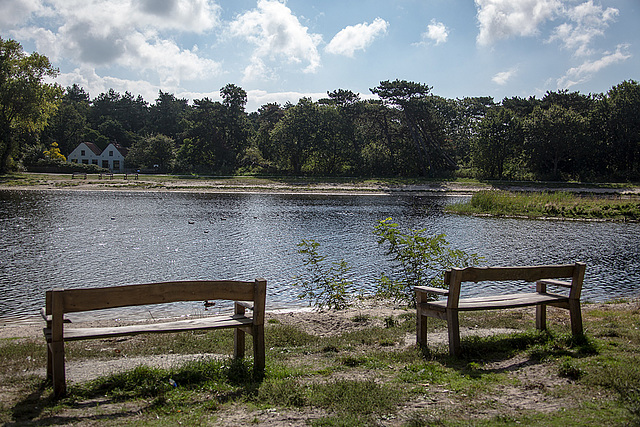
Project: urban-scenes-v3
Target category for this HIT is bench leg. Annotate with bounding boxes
[536,304,547,331]
[252,324,265,375]
[447,310,461,357]
[51,341,66,397]
[416,311,428,347]
[46,342,53,380]
[569,299,583,336]
[234,328,245,359]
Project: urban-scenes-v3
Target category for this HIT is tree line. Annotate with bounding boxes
[2,38,639,181]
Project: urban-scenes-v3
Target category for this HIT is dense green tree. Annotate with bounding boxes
[149,91,190,141]
[178,98,227,173]
[596,80,640,180]
[126,134,175,172]
[41,85,90,156]
[220,83,250,167]
[371,80,455,176]
[472,107,523,179]
[90,89,148,146]
[254,102,285,164]
[525,104,587,179]
[0,38,62,173]
[269,97,318,174]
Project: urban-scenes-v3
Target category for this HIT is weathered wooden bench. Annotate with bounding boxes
[416,263,586,356]
[124,172,138,180]
[71,172,87,179]
[99,172,113,179]
[43,279,266,397]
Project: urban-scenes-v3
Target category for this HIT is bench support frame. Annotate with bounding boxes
[44,279,266,397]
[416,263,586,357]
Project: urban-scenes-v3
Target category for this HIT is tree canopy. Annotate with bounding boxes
[0,38,62,173]
[3,39,638,182]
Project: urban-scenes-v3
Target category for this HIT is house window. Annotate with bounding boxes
[102,160,109,169]
[91,159,98,165]
[81,150,85,156]
[82,159,88,164]
[113,160,120,170]
[109,151,114,156]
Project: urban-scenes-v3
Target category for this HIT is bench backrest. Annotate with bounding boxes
[45,279,267,318]
[444,263,586,308]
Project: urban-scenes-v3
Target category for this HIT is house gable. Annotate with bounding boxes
[67,142,126,171]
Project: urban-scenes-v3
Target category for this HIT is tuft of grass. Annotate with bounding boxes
[310,379,402,415]
[267,323,318,348]
[448,190,640,221]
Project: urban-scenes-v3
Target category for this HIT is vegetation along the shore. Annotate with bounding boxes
[2,302,639,425]
[2,38,640,183]
[448,190,640,221]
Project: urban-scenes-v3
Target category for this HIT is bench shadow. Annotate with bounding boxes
[419,330,597,375]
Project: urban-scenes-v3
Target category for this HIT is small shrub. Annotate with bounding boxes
[295,239,354,310]
[558,358,583,380]
[373,218,482,306]
[351,314,370,323]
[384,315,398,328]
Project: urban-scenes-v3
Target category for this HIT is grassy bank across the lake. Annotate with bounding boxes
[2,300,640,426]
[447,190,640,222]
[1,172,639,196]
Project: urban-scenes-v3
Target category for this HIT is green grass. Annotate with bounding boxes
[2,304,640,425]
[448,190,640,221]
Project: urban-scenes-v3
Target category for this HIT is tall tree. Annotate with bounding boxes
[0,38,62,173]
[472,107,523,179]
[149,91,189,141]
[220,83,249,166]
[525,104,587,179]
[371,80,455,176]
[598,80,640,180]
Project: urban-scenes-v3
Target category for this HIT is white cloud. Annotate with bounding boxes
[0,0,44,29]
[557,44,631,88]
[6,0,222,88]
[230,0,322,80]
[425,20,448,45]
[492,68,517,85]
[55,66,163,101]
[325,17,388,57]
[475,0,561,46]
[548,0,618,56]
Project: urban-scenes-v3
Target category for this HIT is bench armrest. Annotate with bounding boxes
[235,301,254,311]
[536,279,572,289]
[415,286,449,296]
[40,307,49,322]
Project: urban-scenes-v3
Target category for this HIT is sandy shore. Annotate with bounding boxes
[2,173,638,196]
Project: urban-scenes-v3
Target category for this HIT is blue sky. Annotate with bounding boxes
[2,0,638,111]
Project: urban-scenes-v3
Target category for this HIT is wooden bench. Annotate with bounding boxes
[71,172,87,179]
[99,172,113,179]
[416,263,586,356]
[124,172,138,180]
[43,279,266,397]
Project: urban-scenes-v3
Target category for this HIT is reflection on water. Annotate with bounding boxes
[1,189,639,321]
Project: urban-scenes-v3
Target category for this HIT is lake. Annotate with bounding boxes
[1,189,638,322]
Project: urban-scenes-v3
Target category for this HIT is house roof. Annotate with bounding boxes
[83,142,102,155]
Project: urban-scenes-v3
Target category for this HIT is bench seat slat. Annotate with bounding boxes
[422,292,568,311]
[45,315,254,342]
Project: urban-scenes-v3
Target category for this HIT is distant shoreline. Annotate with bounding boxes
[1,172,638,196]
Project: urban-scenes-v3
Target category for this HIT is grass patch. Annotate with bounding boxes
[2,303,640,425]
[448,190,640,221]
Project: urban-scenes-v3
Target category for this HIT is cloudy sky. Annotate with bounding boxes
[2,0,638,111]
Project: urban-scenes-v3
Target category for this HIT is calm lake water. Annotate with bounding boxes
[1,189,639,322]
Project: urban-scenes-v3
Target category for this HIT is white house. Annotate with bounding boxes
[68,142,126,172]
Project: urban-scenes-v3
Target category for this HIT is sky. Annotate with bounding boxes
[1,0,638,111]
